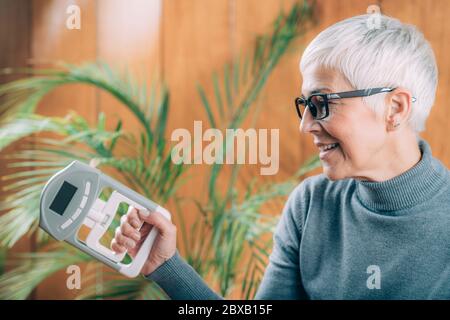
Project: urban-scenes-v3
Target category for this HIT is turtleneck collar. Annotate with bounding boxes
[355,138,449,214]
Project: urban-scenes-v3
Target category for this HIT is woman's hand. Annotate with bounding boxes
[111,207,177,276]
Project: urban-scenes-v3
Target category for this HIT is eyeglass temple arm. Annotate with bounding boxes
[326,87,416,102]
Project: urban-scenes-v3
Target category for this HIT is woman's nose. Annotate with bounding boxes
[300,107,320,134]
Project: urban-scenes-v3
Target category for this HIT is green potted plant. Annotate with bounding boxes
[0,1,318,300]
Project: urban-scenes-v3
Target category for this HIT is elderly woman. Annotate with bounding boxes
[112,14,450,299]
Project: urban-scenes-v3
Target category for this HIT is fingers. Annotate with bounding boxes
[125,208,142,229]
[120,220,141,242]
[114,226,137,248]
[112,206,174,253]
[111,238,127,253]
[112,207,141,252]
[138,210,176,236]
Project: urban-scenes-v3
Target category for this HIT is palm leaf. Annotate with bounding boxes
[180,0,317,298]
[0,244,90,300]
[76,270,167,300]
[0,0,316,300]
[0,115,65,152]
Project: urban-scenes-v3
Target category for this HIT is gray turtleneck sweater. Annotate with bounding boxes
[146,139,450,299]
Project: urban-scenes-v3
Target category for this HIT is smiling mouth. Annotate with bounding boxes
[318,143,339,152]
[319,143,340,159]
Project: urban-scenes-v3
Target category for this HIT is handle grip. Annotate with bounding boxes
[118,206,171,278]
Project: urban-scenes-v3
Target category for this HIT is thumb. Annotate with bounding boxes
[138,210,174,235]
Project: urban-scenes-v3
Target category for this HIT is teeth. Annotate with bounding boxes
[319,143,338,152]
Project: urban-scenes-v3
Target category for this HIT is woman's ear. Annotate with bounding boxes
[385,87,413,131]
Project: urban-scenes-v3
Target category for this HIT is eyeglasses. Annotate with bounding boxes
[294,87,417,120]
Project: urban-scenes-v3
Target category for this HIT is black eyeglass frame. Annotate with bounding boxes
[294,87,417,120]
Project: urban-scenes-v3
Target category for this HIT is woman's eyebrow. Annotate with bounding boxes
[303,87,332,96]
[311,87,332,94]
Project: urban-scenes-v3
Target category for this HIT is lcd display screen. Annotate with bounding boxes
[49,181,78,216]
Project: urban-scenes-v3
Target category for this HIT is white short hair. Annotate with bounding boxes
[300,14,438,132]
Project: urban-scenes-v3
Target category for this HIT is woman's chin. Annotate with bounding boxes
[322,164,346,181]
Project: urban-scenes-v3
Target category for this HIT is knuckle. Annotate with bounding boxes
[129,207,139,218]
[110,239,119,249]
[116,234,126,245]
[111,240,125,253]
[120,222,132,234]
[130,218,141,229]
[114,229,129,246]
[127,211,140,226]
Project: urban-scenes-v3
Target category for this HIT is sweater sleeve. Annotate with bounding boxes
[254,184,307,299]
[144,251,223,300]
[145,184,307,300]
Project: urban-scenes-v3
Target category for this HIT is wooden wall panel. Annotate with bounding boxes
[94,2,163,298]
[380,0,450,166]
[233,0,318,193]
[96,0,162,135]
[1,0,449,299]
[162,0,233,231]
[31,0,97,120]
[0,0,33,292]
[0,0,31,203]
[233,0,298,187]
[30,0,97,299]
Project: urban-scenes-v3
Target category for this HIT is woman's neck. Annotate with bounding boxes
[360,132,422,182]
[355,138,448,213]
